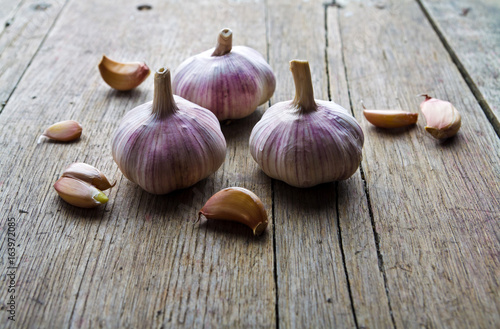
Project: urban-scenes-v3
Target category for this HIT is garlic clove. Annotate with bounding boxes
[199,187,268,236]
[172,28,276,120]
[363,109,418,128]
[38,120,82,144]
[54,177,108,208]
[62,163,115,191]
[419,94,461,139]
[98,55,150,91]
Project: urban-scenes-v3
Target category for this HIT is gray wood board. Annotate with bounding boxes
[0,0,275,328]
[268,0,391,327]
[420,0,500,134]
[334,0,500,327]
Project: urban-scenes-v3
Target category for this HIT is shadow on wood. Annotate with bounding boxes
[274,180,337,213]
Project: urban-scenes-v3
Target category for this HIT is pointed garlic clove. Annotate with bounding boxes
[38,120,82,144]
[199,187,268,236]
[62,163,115,191]
[419,94,461,139]
[98,55,150,91]
[363,109,418,128]
[54,177,108,208]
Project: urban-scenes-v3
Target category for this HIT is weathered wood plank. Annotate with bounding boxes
[0,0,275,328]
[420,0,500,134]
[335,0,500,327]
[0,0,67,113]
[327,5,394,328]
[0,0,22,35]
[268,0,390,327]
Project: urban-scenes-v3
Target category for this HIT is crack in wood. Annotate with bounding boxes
[334,5,398,329]
[416,0,500,138]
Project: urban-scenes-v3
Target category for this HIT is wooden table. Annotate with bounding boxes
[1,0,499,328]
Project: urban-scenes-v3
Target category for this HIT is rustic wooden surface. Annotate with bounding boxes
[0,0,67,113]
[334,1,500,328]
[420,0,500,134]
[0,0,498,328]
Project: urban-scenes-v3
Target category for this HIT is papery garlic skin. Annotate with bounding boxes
[249,60,364,188]
[98,55,150,91]
[38,120,82,143]
[199,187,268,236]
[419,94,461,139]
[363,109,418,128]
[62,163,115,191]
[112,68,227,195]
[172,28,276,121]
[54,177,108,208]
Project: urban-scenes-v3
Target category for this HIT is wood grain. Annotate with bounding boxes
[1,0,499,328]
[0,0,67,112]
[336,0,500,327]
[327,5,394,328]
[0,0,22,35]
[420,0,500,134]
[267,0,390,327]
[0,0,275,328]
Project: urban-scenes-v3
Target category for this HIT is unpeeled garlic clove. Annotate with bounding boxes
[62,163,115,190]
[54,177,108,208]
[419,94,461,139]
[38,120,82,144]
[198,187,268,236]
[363,109,418,128]
[98,55,150,91]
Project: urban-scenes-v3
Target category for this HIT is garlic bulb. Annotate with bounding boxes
[112,68,227,194]
[172,28,276,120]
[249,60,364,188]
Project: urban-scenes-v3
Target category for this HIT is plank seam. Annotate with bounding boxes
[265,0,280,326]
[335,183,360,328]
[415,0,500,138]
[324,3,359,328]
[0,0,25,37]
[271,179,279,329]
[334,5,398,328]
[0,0,70,115]
[359,166,397,329]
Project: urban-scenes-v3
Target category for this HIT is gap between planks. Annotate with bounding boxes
[0,0,70,114]
[324,3,360,328]
[264,1,281,328]
[325,2,396,328]
[325,0,396,329]
[415,0,500,138]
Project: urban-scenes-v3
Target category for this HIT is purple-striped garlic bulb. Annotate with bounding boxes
[249,60,364,188]
[112,68,227,194]
[172,28,276,121]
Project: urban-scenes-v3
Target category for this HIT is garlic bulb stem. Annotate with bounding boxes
[211,28,233,57]
[152,68,178,119]
[291,60,318,113]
